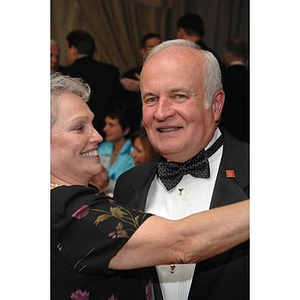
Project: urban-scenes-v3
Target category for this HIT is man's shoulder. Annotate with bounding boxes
[72,57,120,76]
[118,159,158,181]
[95,60,119,74]
[114,159,158,205]
[222,128,249,153]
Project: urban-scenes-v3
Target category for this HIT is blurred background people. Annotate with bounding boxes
[220,38,249,142]
[119,32,163,128]
[92,105,137,194]
[120,32,162,93]
[130,127,160,165]
[60,29,122,135]
[51,39,61,73]
[176,13,225,74]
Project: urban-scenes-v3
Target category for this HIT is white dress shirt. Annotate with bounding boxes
[145,128,223,300]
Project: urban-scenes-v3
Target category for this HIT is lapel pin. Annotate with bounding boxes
[226,170,235,178]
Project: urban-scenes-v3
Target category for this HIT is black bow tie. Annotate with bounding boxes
[157,135,224,190]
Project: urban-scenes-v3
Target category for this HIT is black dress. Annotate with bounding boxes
[51,185,152,299]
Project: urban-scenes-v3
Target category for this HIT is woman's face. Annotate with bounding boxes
[131,137,147,165]
[103,116,126,142]
[51,93,103,185]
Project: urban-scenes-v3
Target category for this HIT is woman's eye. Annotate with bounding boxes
[74,125,85,132]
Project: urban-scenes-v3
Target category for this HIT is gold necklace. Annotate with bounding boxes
[50,182,62,188]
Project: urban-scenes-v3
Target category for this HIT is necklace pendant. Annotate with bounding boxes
[178,188,184,195]
[170,264,176,273]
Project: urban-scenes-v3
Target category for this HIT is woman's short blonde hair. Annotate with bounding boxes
[50,73,91,127]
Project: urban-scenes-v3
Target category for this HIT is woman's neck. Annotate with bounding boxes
[113,137,126,155]
[50,174,88,188]
[110,137,126,165]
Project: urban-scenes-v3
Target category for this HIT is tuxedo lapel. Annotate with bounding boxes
[211,128,249,208]
[130,160,158,211]
[188,129,249,300]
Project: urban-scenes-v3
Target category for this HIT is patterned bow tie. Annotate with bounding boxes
[157,135,224,190]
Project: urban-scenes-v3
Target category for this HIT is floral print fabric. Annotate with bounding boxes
[51,185,152,299]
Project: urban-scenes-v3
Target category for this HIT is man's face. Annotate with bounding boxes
[141,47,223,163]
[51,43,59,72]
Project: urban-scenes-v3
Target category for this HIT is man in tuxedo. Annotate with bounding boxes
[60,30,121,135]
[114,39,249,300]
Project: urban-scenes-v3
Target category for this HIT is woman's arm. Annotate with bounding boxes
[109,199,249,269]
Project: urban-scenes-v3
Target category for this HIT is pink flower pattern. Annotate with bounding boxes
[72,205,90,219]
[145,279,154,300]
[70,289,89,299]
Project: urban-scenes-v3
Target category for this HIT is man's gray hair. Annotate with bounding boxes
[50,73,90,127]
[144,39,223,108]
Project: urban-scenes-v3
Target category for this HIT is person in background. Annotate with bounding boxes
[51,39,60,73]
[60,29,121,135]
[92,105,137,194]
[221,38,250,142]
[130,127,160,165]
[114,39,249,300]
[119,33,163,128]
[176,13,225,74]
[120,32,162,93]
[50,72,250,300]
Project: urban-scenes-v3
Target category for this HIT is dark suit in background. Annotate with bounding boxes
[113,128,249,300]
[60,56,121,135]
[60,30,122,136]
[119,66,143,131]
[221,64,250,143]
[176,13,225,76]
[221,38,249,143]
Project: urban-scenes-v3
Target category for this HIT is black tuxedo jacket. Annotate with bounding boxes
[114,128,249,300]
[60,57,121,134]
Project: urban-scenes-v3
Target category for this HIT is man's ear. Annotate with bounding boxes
[140,48,146,58]
[71,45,78,57]
[212,90,225,122]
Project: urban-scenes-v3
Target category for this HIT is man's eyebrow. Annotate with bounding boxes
[169,87,189,93]
[142,91,156,96]
[142,91,157,99]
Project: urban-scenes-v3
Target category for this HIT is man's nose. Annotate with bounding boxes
[153,98,175,121]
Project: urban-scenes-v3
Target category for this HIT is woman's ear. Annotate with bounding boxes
[123,127,130,137]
